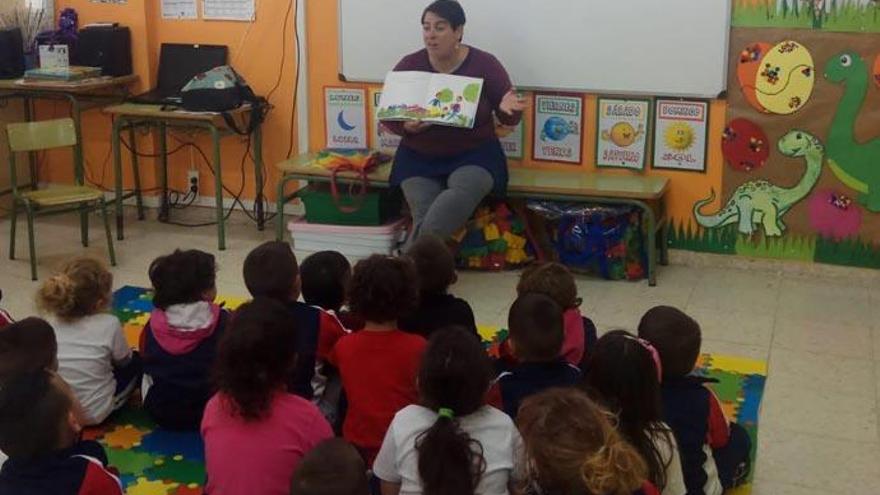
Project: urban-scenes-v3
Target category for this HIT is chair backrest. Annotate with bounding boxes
[6,118,77,153]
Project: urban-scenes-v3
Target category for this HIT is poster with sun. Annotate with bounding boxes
[532,94,584,164]
[325,87,368,150]
[369,88,401,154]
[595,98,650,170]
[652,99,709,172]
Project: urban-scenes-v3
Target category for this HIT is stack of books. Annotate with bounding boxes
[23,65,102,82]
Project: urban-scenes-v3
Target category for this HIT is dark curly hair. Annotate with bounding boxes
[348,255,418,324]
[416,327,491,495]
[406,234,457,295]
[243,241,299,302]
[149,250,217,310]
[213,298,297,422]
[300,251,351,312]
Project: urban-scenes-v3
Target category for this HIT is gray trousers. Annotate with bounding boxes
[401,165,494,242]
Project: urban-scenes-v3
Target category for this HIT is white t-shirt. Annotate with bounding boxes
[54,313,131,425]
[648,423,687,495]
[374,405,524,495]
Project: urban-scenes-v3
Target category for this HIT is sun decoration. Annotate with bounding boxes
[664,122,694,151]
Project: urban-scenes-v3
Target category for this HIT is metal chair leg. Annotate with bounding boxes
[25,204,37,280]
[100,199,117,267]
[81,206,89,247]
[9,201,17,260]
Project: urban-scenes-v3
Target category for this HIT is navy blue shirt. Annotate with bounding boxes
[495,359,581,419]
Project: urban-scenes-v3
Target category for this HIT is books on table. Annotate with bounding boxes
[377,71,484,129]
[24,66,102,82]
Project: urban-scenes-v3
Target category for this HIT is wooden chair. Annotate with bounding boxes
[6,118,116,280]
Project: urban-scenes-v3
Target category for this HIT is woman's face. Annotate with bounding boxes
[422,11,462,58]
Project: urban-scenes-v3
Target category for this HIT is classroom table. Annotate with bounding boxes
[103,103,265,251]
[0,76,138,196]
[274,154,669,285]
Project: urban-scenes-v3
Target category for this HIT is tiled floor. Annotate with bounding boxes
[1,207,878,493]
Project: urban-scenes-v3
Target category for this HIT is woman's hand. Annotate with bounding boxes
[499,89,527,116]
[403,120,432,134]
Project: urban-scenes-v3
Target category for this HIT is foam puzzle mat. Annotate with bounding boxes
[98,287,766,494]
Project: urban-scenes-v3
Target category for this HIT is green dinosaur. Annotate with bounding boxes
[824,51,880,212]
[693,130,824,237]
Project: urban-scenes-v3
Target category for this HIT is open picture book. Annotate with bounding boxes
[377,71,484,129]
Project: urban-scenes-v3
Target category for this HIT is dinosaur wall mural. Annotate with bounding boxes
[694,131,824,236]
[824,51,880,212]
[668,26,880,270]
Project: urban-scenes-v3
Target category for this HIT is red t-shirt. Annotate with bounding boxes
[328,329,427,465]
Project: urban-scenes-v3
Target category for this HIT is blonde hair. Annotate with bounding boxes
[517,388,647,495]
[37,257,113,321]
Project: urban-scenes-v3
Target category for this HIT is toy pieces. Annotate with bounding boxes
[126,477,179,495]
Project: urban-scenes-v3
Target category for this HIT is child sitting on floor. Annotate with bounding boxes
[374,327,523,495]
[399,234,478,338]
[37,257,140,425]
[638,306,752,495]
[517,387,660,495]
[0,370,123,495]
[329,255,427,466]
[141,249,228,430]
[291,438,369,495]
[489,293,581,419]
[243,242,348,403]
[514,262,596,366]
[203,298,333,495]
[585,330,686,495]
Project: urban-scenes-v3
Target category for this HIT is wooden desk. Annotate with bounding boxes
[0,76,138,201]
[275,156,669,286]
[104,103,265,251]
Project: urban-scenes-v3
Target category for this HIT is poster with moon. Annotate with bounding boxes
[595,97,650,170]
[325,87,368,150]
[651,99,709,172]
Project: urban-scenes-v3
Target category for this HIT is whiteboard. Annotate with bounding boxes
[339,0,731,98]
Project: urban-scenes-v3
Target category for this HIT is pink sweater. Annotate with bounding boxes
[562,308,586,366]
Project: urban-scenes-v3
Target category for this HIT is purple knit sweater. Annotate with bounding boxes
[384,46,522,157]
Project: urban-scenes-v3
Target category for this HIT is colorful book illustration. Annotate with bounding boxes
[377,71,483,129]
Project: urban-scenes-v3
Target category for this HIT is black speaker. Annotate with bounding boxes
[73,25,132,77]
[0,28,25,79]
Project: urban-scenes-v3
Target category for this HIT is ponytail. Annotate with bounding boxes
[416,412,486,495]
[580,434,647,495]
[37,274,77,317]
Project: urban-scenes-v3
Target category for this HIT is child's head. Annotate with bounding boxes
[0,317,58,377]
[0,370,81,461]
[214,297,297,422]
[516,262,580,310]
[406,234,457,295]
[290,438,368,495]
[637,305,702,379]
[508,292,564,362]
[149,249,217,310]
[243,241,299,302]
[37,256,112,320]
[300,251,351,312]
[585,330,667,490]
[416,326,492,495]
[348,255,418,325]
[517,387,647,495]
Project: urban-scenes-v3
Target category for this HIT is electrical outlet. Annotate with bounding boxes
[187,169,199,194]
